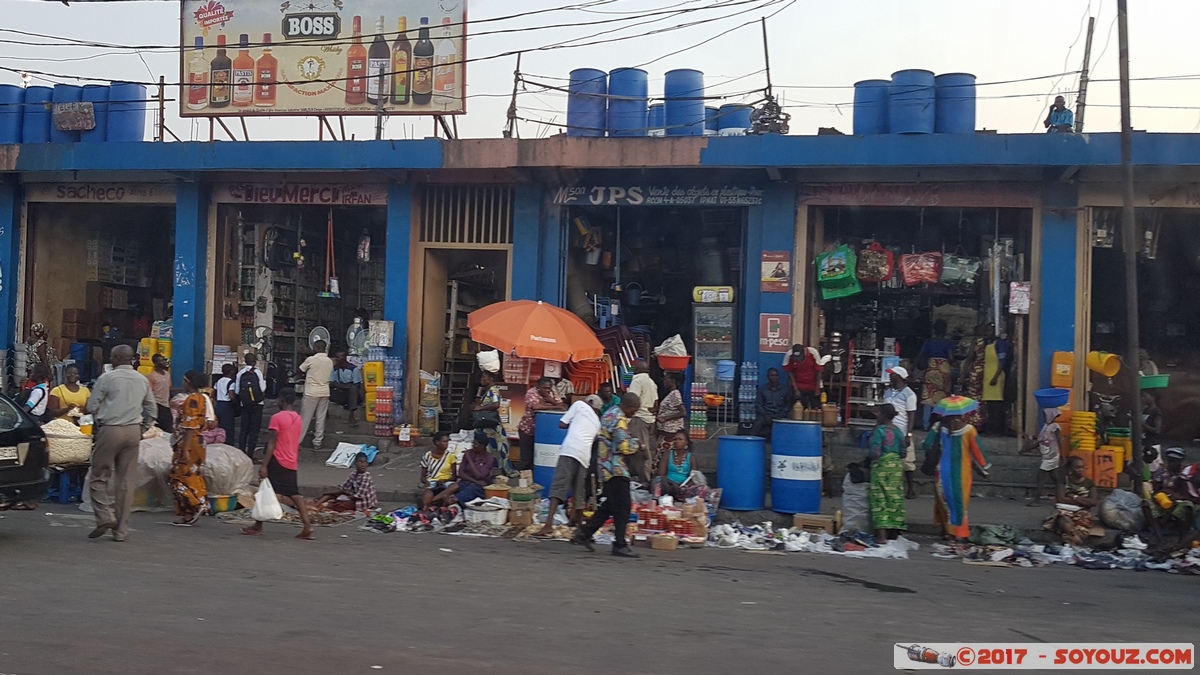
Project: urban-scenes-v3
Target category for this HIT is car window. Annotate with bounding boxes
[0,395,27,433]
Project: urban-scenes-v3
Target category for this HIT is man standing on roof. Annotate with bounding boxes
[1044,95,1074,133]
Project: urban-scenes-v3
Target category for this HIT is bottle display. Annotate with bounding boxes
[390,17,412,105]
[432,17,457,105]
[366,16,390,105]
[345,15,367,105]
[186,36,209,111]
[254,33,277,107]
[208,34,231,108]
[411,17,434,105]
[232,33,254,106]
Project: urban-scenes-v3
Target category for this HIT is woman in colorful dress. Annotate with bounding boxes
[473,370,513,475]
[959,324,988,429]
[654,371,687,470]
[170,370,215,526]
[866,403,907,544]
[930,411,991,541]
[916,320,954,429]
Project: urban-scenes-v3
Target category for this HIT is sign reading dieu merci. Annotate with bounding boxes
[214,183,388,205]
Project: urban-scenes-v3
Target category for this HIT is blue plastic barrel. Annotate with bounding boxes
[107,81,148,142]
[21,86,52,143]
[771,420,822,513]
[717,435,766,510]
[79,84,109,143]
[0,85,23,144]
[888,69,936,134]
[648,103,665,136]
[664,69,705,136]
[853,79,890,135]
[717,103,752,135]
[704,106,718,134]
[534,411,567,497]
[50,84,82,143]
[934,72,976,133]
[567,68,607,138]
[607,67,648,137]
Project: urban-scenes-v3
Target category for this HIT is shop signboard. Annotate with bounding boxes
[180,0,466,117]
[213,183,388,205]
[552,185,765,207]
[760,250,791,293]
[759,313,791,353]
[1009,281,1031,314]
[25,183,177,203]
[798,182,1039,208]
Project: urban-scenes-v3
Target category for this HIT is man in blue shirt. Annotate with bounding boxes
[1044,95,1074,133]
[329,351,363,425]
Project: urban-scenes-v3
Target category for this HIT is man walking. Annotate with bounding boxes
[573,393,641,558]
[86,344,156,541]
[534,394,602,537]
[625,359,658,482]
[235,352,266,458]
[147,353,173,432]
[298,340,333,450]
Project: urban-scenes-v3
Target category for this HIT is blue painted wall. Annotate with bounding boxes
[742,183,796,382]
[172,181,208,387]
[0,181,19,352]
[384,183,412,359]
[1038,185,1079,388]
[511,185,541,301]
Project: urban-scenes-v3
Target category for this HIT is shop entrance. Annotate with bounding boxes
[212,203,387,387]
[23,200,176,380]
[812,206,1032,434]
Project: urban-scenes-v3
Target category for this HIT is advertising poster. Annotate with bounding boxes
[761,250,791,292]
[180,0,466,117]
[759,313,791,353]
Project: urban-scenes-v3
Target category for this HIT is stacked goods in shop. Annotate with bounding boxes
[738,361,757,425]
[689,382,708,440]
[1068,411,1098,481]
[373,386,394,438]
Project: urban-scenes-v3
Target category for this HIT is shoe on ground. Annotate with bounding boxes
[571,529,595,552]
[113,534,126,542]
[611,546,639,558]
[87,524,114,539]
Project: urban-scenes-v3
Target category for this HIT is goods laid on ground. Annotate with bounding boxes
[43,418,92,465]
[709,521,919,559]
[930,540,1200,575]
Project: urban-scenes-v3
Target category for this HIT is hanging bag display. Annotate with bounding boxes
[815,244,862,300]
[899,252,942,286]
[940,251,981,289]
[856,242,894,283]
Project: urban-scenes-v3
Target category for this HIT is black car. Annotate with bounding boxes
[0,393,50,508]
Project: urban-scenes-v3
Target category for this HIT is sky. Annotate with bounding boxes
[4,0,1200,141]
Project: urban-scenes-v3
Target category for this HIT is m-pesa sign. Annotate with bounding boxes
[214,183,388,205]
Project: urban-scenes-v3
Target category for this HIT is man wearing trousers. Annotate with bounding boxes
[298,340,333,450]
[235,353,266,458]
[86,344,157,542]
[573,393,641,558]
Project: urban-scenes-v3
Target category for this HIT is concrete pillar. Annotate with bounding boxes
[511,184,542,301]
[172,181,208,387]
[0,180,20,352]
[1038,189,1078,388]
[742,183,797,381]
[384,182,412,358]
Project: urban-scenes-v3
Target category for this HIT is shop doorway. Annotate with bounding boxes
[23,201,176,380]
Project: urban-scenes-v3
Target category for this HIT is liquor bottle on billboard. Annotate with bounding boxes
[209,34,232,108]
[366,16,389,105]
[390,17,412,105]
[411,17,434,106]
[255,33,277,107]
[186,36,209,111]
[232,33,254,107]
[345,15,367,105]
[432,17,457,106]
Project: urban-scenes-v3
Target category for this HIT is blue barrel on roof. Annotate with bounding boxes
[607,67,648,137]
[771,420,822,514]
[648,103,665,136]
[853,79,890,135]
[717,103,752,135]
[21,86,52,143]
[664,69,705,137]
[534,411,567,497]
[567,68,607,138]
[717,435,766,510]
[934,72,976,133]
[889,69,936,134]
[107,81,148,142]
[51,84,83,143]
[704,106,718,135]
[0,85,23,144]
[80,84,109,143]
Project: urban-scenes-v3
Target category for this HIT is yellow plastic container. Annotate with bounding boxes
[365,391,378,423]
[138,338,158,359]
[1086,351,1121,377]
[363,361,384,389]
[156,339,172,359]
[137,364,154,377]
[1050,351,1074,388]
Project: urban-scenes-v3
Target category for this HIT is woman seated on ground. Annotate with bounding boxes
[420,431,459,507]
[317,452,378,513]
[1043,456,1099,545]
[45,364,90,422]
[456,429,499,504]
[655,430,695,500]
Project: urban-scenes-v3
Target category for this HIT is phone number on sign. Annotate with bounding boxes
[894,643,1194,670]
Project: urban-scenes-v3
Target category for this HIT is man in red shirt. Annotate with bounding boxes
[782,344,823,409]
[242,388,314,540]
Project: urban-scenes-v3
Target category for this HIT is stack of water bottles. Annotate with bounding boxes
[689,382,709,440]
[383,356,404,422]
[738,361,758,424]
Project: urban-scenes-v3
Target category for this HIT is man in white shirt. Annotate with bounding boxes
[534,395,603,537]
[234,353,267,458]
[298,340,334,450]
[882,366,919,499]
[625,359,658,482]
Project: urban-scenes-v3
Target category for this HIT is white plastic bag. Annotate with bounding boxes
[476,350,500,373]
[326,442,363,469]
[841,472,870,534]
[653,334,688,357]
[252,478,283,521]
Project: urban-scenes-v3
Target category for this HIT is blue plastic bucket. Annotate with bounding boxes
[567,69,607,138]
[889,69,936,134]
[607,67,648,137]
[771,420,822,514]
[79,84,109,143]
[50,84,82,143]
[107,82,148,142]
[1033,387,1070,409]
[21,86,52,143]
[716,359,736,382]
[534,411,566,497]
[853,79,890,134]
[664,69,705,137]
[934,73,976,133]
[717,435,766,510]
[0,84,23,144]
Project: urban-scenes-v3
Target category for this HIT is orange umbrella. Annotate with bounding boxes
[468,300,605,362]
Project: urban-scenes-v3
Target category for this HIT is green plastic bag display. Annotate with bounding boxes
[816,245,862,300]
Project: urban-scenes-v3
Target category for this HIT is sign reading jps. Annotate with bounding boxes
[281,13,340,39]
[553,185,765,207]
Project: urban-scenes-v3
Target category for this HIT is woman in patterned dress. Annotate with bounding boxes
[170,370,215,526]
[474,370,513,475]
[654,371,686,471]
[959,325,987,429]
[866,403,907,544]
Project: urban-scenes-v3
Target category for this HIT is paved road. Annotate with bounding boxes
[1,506,1195,674]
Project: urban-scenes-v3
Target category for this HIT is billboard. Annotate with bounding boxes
[180,0,466,117]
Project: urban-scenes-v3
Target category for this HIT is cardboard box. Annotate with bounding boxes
[62,308,90,323]
[651,534,679,551]
[508,508,534,527]
[793,514,838,535]
[631,533,653,549]
[61,322,92,340]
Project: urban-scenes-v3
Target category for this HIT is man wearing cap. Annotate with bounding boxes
[883,366,919,499]
[534,395,603,538]
[1148,447,1200,536]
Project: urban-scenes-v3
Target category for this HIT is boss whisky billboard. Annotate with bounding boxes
[179,0,466,117]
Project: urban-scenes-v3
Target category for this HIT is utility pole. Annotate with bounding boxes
[760,17,773,95]
[503,52,522,139]
[1117,0,1143,481]
[1075,16,1096,133]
